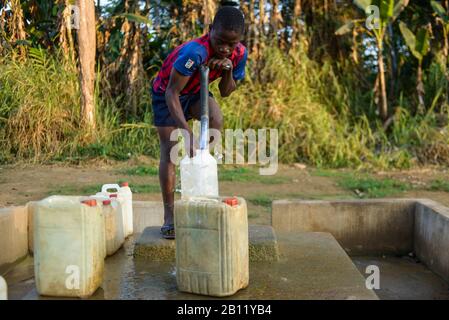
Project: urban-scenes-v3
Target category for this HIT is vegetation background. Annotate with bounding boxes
[0,0,448,170]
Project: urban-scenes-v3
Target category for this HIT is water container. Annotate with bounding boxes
[101,200,125,256]
[34,196,105,298]
[180,149,219,200]
[175,196,249,297]
[100,183,133,237]
[90,194,125,257]
[119,182,133,237]
[94,191,126,239]
[0,276,7,300]
[26,201,39,255]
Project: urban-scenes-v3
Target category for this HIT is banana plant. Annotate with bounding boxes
[431,1,449,59]
[399,22,431,114]
[335,0,409,122]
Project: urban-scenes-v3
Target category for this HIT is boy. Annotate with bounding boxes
[151,6,248,239]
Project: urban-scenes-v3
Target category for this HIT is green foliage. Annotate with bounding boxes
[247,195,274,208]
[130,184,161,194]
[47,184,103,196]
[120,166,159,176]
[429,179,449,192]
[217,45,384,168]
[0,49,159,163]
[337,175,411,198]
[218,166,289,184]
[399,22,430,61]
[431,1,449,22]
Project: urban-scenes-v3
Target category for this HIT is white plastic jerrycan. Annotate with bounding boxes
[100,183,133,237]
[0,276,7,300]
[180,149,219,200]
[34,196,105,298]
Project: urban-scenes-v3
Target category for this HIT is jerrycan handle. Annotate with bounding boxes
[101,184,121,193]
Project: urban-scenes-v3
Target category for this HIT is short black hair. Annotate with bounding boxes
[212,5,245,35]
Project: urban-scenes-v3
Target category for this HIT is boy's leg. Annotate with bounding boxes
[156,126,178,229]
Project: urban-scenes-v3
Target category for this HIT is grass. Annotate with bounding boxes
[429,179,449,192]
[119,166,159,176]
[247,195,274,207]
[47,184,103,196]
[218,166,289,184]
[47,182,160,196]
[285,193,357,200]
[312,168,414,198]
[310,168,351,178]
[131,184,161,194]
[337,176,411,198]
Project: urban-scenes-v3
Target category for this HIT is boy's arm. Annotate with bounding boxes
[165,68,191,132]
[214,47,248,97]
[219,64,237,98]
[165,68,198,157]
[210,58,236,97]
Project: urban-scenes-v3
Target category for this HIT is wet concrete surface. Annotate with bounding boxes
[4,232,376,300]
[353,256,449,300]
[4,233,448,300]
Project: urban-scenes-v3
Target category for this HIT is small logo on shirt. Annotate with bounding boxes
[184,59,194,69]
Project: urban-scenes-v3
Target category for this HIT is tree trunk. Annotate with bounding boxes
[291,0,302,49]
[352,27,359,64]
[388,23,397,103]
[9,0,27,58]
[416,61,425,115]
[203,0,216,33]
[249,0,258,57]
[77,0,97,129]
[377,41,388,121]
[118,0,131,67]
[59,0,75,63]
[443,26,448,60]
[271,0,282,43]
[127,25,143,117]
[0,7,6,54]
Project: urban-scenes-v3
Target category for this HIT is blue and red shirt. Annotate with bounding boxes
[152,34,248,95]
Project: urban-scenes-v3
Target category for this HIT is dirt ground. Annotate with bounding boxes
[1,157,449,225]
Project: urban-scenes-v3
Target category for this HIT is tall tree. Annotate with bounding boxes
[8,0,27,58]
[336,0,409,122]
[78,0,97,129]
[399,22,431,114]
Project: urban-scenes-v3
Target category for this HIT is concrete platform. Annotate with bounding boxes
[414,199,449,283]
[134,225,280,262]
[133,226,176,261]
[249,225,280,262]
[353,256,449,300]
[6,231,378,300]
[133,201,164,235]
[272,199,415,256]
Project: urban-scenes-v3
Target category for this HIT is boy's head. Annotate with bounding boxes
[210,6,245,59]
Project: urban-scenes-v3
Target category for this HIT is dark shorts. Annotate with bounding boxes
[151,89,214,127]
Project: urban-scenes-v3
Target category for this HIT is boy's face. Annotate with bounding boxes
[209,26,242,59]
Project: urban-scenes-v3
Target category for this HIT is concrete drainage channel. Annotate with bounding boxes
[272,199,449,300]
[1,199,449,299]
